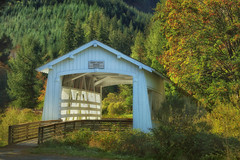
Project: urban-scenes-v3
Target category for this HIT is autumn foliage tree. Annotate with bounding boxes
[154,0,240,109]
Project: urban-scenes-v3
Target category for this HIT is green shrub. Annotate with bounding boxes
[152,92,240,160]
[107,102,126,115]
[90,129,152,157]
[102,85,132,116]
[150,124,240,160]
[200,104,240,139]
[64,128,93,148]
[91,130,120,151]
[117,130,152,156]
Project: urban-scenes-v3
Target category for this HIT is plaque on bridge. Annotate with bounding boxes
[88,61,104,69]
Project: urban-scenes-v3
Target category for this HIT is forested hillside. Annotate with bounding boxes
[0,0,155,108]
[0,0,151,56]
[123,0,159,13]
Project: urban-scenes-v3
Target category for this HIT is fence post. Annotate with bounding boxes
[54,124,56,136]
[64,123,67,137]
[73,121,76,130]
[26,125,29,139]
[8,125,13,145]
[38,127,43,144]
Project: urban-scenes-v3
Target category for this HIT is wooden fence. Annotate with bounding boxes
[8,120,62,145]
[8,119,132,145]
[38,119,133,144]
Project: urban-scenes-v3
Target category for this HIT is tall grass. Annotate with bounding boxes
[0,107,41,146]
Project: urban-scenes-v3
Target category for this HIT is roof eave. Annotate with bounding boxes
[36,40,163,76]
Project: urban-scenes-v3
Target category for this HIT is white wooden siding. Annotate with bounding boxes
[40,42,165,132]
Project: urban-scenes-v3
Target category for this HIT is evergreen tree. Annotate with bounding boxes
[61,13,75,54]
[0,34,12,108]
[84,11,98,42]
[145,20,166,72]
[73,20,85,48]
[109,15,118,31]
[96,16,109,43]
[0,34,12,64]
[109,28,133,56]
[7,36,43,108]
[131,31,147,63]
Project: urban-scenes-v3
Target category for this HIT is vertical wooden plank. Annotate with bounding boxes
[64,123,67,137]
[38,127,42,144]
[26,125,29,140]
[73,121,76,130]
[8,126,13,145]
[54,124,56,136]
[100,86,102,119]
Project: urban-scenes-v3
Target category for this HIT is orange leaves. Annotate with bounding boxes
[154,0,240,107]
[36,72,44,81]
[36,72,47,105]
[37,79,47,103]
[233,34,240,41]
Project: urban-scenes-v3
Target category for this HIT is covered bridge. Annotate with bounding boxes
[37,40,166,132]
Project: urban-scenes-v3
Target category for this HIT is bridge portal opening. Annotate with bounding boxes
[60,72,133,121]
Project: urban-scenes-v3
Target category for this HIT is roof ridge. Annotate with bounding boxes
[36,40,166,79]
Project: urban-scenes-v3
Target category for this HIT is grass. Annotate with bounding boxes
[32,143,152,160]
[102,113,133,119]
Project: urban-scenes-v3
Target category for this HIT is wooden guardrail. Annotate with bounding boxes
[38,119,133,144]
[8,120,62,145]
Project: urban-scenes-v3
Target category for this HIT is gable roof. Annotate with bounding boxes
[36,40,166,79]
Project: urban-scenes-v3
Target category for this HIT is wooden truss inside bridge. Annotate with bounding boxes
[61,72,133,121]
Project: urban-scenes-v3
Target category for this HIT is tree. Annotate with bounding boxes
[145,20,166,73]
[131,31,147,63]
[0,0,7,15]
[61,13,75,54]
[154,0,240,109]
[109,29,129,55]
[96,16,109,43]
[73,20,85,48]
[0,34,12,65]
[7,36,43,108]
[0,34,12,108]
[84,11,98,42]
[102,85,132,116]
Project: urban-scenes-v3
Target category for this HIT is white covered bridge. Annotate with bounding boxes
[37,40,166,132]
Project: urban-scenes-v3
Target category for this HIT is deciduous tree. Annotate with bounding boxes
[155,0,240,109]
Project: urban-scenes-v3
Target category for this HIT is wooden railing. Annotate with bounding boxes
[38,119,133,144]
[8,120,62,145]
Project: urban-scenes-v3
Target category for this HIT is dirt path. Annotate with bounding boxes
[0,140,97,160]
